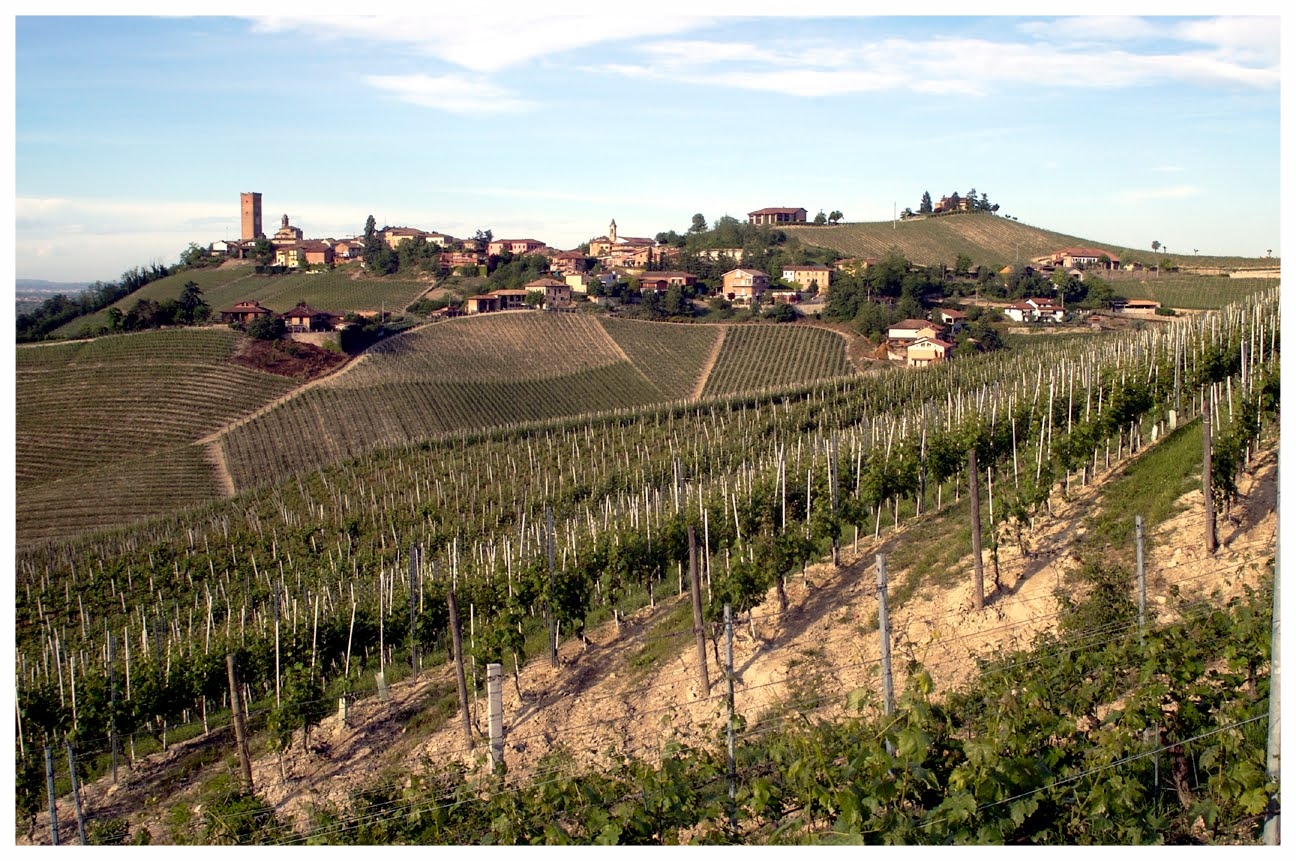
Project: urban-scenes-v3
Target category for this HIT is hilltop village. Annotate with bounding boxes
[185,191,1189,368]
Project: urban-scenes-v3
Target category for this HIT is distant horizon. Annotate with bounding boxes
[16,12,1281,282]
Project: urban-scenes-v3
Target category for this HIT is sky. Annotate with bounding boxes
[10,4,1287,284]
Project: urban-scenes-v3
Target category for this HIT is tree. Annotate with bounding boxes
[813,210,828,226]
[363,216,384,270]
[1151,240,1161,254]
[688,213,708,234]
[177,280,210,325]
[180,242,212,268]
[246,314,285,341]
[919,191,933,214]
[253,237,274,267]
[955,253,973,275]
[828,210,844,225]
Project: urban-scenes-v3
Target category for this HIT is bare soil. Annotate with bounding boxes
[24,437,1278,845]
[227,337,349,380]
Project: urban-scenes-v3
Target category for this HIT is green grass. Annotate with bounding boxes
[1078,419,1205,554]
[50,262,432,338]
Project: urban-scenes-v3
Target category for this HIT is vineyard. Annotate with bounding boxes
[700,324,852,397]
[784,213,1273,272]
[215,314,858,492]
[1101,274,1279,311]
[13,287,1278,844]
[15,329,298,545]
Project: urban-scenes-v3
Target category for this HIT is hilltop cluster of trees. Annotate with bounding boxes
[108,281,211,333]
[904,188,1000,219]
[16,262,173,342]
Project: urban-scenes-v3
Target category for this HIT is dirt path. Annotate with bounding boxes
[194,353,369,496]
[690,325,728,400]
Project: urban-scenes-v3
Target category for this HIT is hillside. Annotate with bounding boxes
[51,261,430,338]
[213,314,858,493]
[13,315,861,546]
[24,423,1277,845]
[783,212,1276,271]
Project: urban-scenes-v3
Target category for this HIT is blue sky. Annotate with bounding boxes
[11,6,1285,283]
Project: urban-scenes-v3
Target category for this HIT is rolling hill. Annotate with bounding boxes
[782,212,1275,270]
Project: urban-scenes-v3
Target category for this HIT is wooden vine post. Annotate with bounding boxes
[688,526,710,695]
[225,654,253,793]
[969,448,985,610]
[447,589,473,750]
[408,544,420,676]
[1203,390,1218,554]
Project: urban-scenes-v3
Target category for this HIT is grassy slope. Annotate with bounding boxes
[784,213,1274,271]
[52,262,429,337]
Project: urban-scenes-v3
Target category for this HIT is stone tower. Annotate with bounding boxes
[608,219,617,244]
[241,192,263,241]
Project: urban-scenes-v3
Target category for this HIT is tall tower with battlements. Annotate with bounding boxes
[241,192,263,241]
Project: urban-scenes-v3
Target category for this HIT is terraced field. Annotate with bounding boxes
[15,329,297,544]
[598,317,720,401]
[700,324,851,397]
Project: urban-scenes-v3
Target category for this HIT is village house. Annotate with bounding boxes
[334,239,365,261]
[886,319,946,362]
[441,250,485,272]
[637,271,698,293]
[1026,297,1065,322]
[747,207,807,225]
[525,277,572,309]
[937,308,968,330]
[282,302,334,333]
[219,300,275,325]
[565,272,595,294]
[696,247,744,262]
[487,238,548,256]
[781,264,832,292]
[1040,247,1118,270]
[721,268,769,305]
[550,250,591,276]
[1117,299,1162,316]
[905,335,955,367]
[383,227,427,248]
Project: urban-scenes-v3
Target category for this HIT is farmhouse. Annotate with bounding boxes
[1118,299,1162,316]
[747,207,807,225]
[220,300,274,324]
[887,319,943,342]
[282,303,333,333]
[525,277,572,309]
[696,247,744,262]
[937,308,968,329]
[1040,247,1118,270]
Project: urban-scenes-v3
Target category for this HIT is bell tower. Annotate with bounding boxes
[608,219,617,244]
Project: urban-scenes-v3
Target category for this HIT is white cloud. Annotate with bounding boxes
[249,15,713,73]
[1113,185,1201,203]
[603,20,1279,97]
[364,74,535,114]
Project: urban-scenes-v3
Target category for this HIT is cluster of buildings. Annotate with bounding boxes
[210,195,1167,365]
